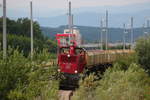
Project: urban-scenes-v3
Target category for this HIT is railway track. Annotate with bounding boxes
[58,90,73,100]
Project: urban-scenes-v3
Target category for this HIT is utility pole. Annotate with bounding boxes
[105,10,108,50]
[68,1,72,32]
[68,1,72,45]
[147,19,150,34]
[30,1,33,59]
[130,17,134,49]
[71,14,74,34]
[142,24,145,36]
[123,24,126,50]
[147,19,150,28]
[3,0,7,59]
[100,19,103,50]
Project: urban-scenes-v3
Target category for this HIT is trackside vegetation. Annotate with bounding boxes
[72,36,150,100]
[0,17,59,100]
[0,49,59,100]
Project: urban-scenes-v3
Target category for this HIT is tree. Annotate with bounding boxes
[135,36,150,74]
[0,17,44,40]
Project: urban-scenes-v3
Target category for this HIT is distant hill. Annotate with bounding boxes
[8,2,150,27]
[41,25,146,43]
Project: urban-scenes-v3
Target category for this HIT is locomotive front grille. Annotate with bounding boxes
[60,55,77,63]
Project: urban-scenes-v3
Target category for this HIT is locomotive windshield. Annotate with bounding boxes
[59,47,85,55]
[60,47,70,54]
[59,37,69,46]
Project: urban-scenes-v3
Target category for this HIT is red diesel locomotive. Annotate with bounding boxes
[55,1,133,89]
[56,29,86,89]
[56,29,133,89]
[56,33,86,74]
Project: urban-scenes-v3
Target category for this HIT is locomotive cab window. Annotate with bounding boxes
[60,47,70,54]
[75,48,85,55]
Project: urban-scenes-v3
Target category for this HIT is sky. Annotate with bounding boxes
[0,0,150,27]
[0,0,150,17]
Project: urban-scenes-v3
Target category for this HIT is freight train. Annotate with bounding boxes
[56,28,133,89]
[56,1,134,89]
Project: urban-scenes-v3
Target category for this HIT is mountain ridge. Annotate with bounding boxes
[41,25,146,43]
[38,8,150,27]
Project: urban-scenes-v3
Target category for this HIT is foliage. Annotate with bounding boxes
[0,49,58,100]
[0,17,44,40]
[95,63,150,100]
[135,36,150,74]
[72,74,99,100]
[0,17,57,55]
[0,34,57,56]
[72,63,150,100]
[114,53,137,70]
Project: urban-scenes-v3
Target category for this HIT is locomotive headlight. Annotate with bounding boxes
[58,69,60,72]
[67,54,70,58]
[75,70,78,73]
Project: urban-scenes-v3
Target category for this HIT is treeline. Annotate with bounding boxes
[0,17,57,55]
[0,18,44,40]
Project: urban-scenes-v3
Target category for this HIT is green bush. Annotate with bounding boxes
[0,17,44,40]
[115,53,137,70]
[0,49,58,100]
[72,74,99,100]
[95,63,150,100]
[0,34,57,56]
[135,36,150,74]
[72,63,150,100]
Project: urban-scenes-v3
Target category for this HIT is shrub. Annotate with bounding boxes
[95,63,150,100]
[135,36,150,74]
[0,34,57,56]
[0,49,58,100]
[72,63,150,100]
[114,53,137,70]
[72,74,99,100]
